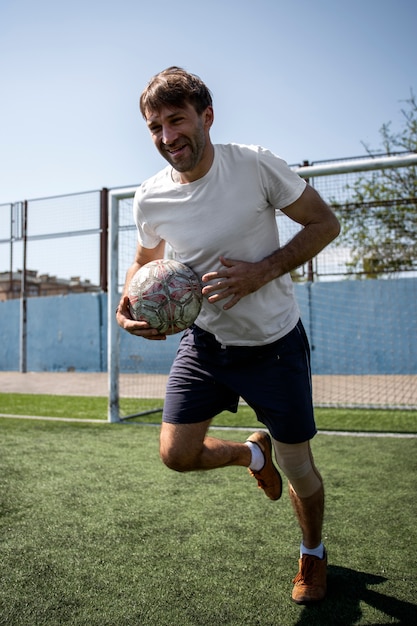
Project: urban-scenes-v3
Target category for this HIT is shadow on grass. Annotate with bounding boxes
[295,565,416,625]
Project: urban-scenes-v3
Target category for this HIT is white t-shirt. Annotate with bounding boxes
[133,143,306,346]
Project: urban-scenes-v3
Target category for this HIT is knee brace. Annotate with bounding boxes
[272,439,322,498]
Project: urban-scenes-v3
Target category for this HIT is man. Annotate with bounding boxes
[117,66,340,604]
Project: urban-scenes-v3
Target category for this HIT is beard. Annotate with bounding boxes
[159,120,207,174]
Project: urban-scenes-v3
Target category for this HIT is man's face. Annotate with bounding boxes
[145,102,213,182]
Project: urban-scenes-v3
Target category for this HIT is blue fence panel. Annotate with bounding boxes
[1,278,416,374]
[0,298,20,371]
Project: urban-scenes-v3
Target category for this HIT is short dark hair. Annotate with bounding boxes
[140,66,213,118]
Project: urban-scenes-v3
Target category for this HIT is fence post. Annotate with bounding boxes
[100,188,108,292]
[302,161,315,283]
[19,200,28,373]
[108,190,120,422]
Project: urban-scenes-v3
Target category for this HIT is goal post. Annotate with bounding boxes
[293,152,417,178]
[108,187,137,423]
[107,186,178,423]
[107,154,417,422]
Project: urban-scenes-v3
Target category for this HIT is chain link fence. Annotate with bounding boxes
[0,189,106,299]
[1,153,416,413]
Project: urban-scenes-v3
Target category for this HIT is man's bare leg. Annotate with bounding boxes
[272,440,324,548]
[288,482,324,549]
[282,443,326,604]
[160,422,282,499]
[160,421,251,472]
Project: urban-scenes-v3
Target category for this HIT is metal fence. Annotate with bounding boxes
[295,152,417,280]
[106,152,417,419]
[1,152,416,301]
[1,152,416,415]
[0,189,107,297]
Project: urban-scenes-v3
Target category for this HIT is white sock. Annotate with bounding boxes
[245,441,265,471]
[300,542,325,559]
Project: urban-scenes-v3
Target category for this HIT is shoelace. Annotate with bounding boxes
[293,556,320,584]
[248,469,267,489]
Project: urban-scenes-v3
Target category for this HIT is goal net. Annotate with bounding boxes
[108,154,417,421]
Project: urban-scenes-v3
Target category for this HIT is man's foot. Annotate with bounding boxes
[246,431,282,501]
[292,550,327,604]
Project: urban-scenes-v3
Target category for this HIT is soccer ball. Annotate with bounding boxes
[128,259,203,335]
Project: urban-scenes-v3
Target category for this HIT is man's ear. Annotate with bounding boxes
[203,106,214,130]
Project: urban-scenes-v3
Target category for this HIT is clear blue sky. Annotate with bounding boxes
[1,0,416,203]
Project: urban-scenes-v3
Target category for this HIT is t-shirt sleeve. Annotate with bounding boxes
[132,185,163,249]
[257,146,306,209]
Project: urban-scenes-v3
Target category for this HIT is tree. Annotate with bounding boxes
[335,92,417,277]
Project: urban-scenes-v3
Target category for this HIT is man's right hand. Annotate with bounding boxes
[116,295,167,341]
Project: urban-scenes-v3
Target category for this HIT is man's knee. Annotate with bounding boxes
[272,439,323,498]
[159,423,203,472]
[160,445,196,472]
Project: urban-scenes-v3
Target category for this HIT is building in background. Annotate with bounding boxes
[0,270,100,301]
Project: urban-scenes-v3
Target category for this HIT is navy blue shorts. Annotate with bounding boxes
[163,320,316,444]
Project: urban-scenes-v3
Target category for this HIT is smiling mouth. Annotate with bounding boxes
[167,144,187,156]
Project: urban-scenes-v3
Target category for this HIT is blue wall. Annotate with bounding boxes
[0,297,20,371]
[0,293,107,372]
[119,325,181,374]
[294,278,417,375]
[0,278,416,374]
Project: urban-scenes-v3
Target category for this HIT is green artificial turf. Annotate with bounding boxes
[1,393,416,433]
[0,418,416,625]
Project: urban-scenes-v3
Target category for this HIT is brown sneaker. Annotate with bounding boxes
[246,431,282,501]
[292,550,327,604]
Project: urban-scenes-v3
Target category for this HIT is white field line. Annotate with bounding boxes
[1,413,415,438]
[0,413,106,424]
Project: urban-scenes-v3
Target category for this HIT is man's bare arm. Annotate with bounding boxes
[261,184,340,282]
